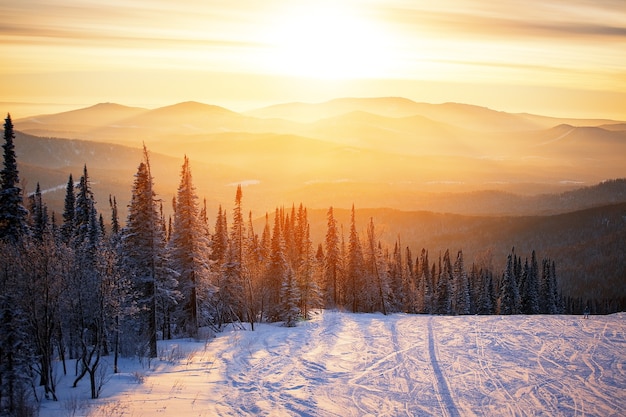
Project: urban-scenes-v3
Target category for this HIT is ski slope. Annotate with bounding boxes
[40,311,626,416]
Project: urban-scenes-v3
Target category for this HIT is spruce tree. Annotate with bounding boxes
[365,217,388,314]
[266,208,287,321]
[122,150,170,357]
[453,250,470,315]
[0,292,35,413]
[298,222,322,319]
[211,205,228,265]
[434,250,453,315]
[28,182,49,241]
[169,156,211,335]
[280,267,300,327]
[61,174,75,244]
[346,205,364,313]
[0,114,28,243]
[324,206,341,307]
[499,249,521,315]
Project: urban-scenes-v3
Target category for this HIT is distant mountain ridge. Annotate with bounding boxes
[13,130,626,216]
[9,96,626,218]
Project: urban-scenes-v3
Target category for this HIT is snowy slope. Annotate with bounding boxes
[39,311,625,417]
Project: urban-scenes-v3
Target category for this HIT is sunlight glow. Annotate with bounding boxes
[261,2,395,79]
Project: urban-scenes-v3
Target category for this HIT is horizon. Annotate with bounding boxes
[2,1,625,120]
[5,95,626,122]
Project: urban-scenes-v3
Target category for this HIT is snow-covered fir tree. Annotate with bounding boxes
[499,249,521,315]
[346,205,365,313]
[265,208,288,321]
[453,250,471,315]
[324,206,342,308]
[280,266,300,327]
[121,149,173,357]
[0,114,28,243]
[169,156,211,336]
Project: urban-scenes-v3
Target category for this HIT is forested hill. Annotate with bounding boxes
[12,131,626,219]
[301,202,626,303]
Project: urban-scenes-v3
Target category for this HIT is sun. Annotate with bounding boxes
[261,3,394,80]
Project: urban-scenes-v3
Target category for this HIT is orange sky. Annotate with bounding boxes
[1,0,625,119]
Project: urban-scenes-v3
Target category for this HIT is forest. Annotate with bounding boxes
[0,112,595,413]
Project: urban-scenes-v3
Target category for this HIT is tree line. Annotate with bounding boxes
[2,114,563,413]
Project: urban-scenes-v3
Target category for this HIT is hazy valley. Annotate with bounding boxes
[14,97,626,213]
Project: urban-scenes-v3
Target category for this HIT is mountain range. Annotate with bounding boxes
[6,97,626,302]
[13,97,626,213]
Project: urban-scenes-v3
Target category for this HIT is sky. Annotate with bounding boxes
[2,0,625,119]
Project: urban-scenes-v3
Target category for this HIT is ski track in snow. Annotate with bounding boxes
[39,311,626,417]
[427,317,460,417]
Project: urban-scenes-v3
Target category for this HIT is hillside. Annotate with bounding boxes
[297,201,626,302]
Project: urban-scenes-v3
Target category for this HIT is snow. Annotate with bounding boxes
[39,311,626,416]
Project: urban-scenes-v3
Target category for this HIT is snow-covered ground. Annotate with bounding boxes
[40,311,626,417]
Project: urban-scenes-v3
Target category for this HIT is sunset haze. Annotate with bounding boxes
[2,0,625,119]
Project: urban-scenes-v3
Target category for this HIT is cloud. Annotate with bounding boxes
[380,1,626,40]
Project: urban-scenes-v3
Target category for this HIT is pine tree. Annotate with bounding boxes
[73,165,96,248]
[499,249,521,315]
[109,195,120,236]
[298,223,323,319]
[61,174,75,244]
[0,114,28,243]
[28,182,49,241]
[211,205,228,266]
[520,251,540,314]
[453,250,470,315]
[265,208,287,321]
[403,246,416,313]
[0,291,35,413]
[365,217,388,314]
[280,267,300,327]
[346,205,364,313]
[324,206,341,307]
[169,156,211,336]
[122,150,170,357]
[388,241,404,312]
[477,268,495,315]
[434,250,453,315]
[416,249,431,314]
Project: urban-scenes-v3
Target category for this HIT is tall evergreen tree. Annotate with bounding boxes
[60,174,75,244]
[121,149,170,357]
[211,205,228,265]
[169,156,211,336]
[324,206,341,307]
[0,114,28,243]
[0,291,35,413]
[109,195,120,236]
[416,249,432,314]
[434,250,453,315]
[280,266,300,327]
[453,250,470,315]
[477,268,495,315]
[298,222,322,319]
[499,249,521,315]
[266,208,287,321]
[520,251,540,314]
[28,182,49,241]
[346,205,365,313]
[364,218,388,314]
[216,185,250,326]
